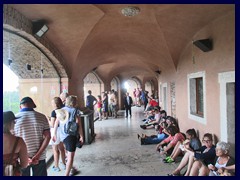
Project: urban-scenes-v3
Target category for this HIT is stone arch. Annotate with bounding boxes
[83,72,103,108]
[3,4,68,78]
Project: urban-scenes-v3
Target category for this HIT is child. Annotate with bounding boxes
[96,95,103,121]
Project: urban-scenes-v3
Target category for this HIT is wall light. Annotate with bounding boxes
[32,20,49,38]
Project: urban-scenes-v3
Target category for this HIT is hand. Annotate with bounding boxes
[52,135,56,142]
[217,167,225,174]
[79,136,84,144]
[208,164,215,170]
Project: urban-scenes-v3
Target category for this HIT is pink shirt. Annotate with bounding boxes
[163,133,185,147]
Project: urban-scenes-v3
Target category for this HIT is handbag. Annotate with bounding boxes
[3,137,21,176]
[64,108,79,136]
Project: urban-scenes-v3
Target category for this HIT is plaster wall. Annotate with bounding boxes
[161,12,235,139]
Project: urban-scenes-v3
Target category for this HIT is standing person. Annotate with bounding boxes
[96,95,103,121]
[110,89,118,118]
[52,95,84,176]
[48,97,66,172]
[133,88,137,106]
[60,91,69,107]
[3,111,28,176]
[86,90,97,111]
[124,92,133,118]
[102,92,109,120]
[14,97,51,176]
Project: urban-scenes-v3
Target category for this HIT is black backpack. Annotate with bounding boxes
[64,108,79,136]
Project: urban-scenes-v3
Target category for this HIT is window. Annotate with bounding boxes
[188,71,206,124]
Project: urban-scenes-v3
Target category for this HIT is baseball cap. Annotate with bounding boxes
[20,97,37,108]
[3,111,19,124]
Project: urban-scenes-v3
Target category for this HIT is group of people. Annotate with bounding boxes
[3,92,84,176]
[3,90,235,176]
[136,105,235,176]
[86,89,118,121]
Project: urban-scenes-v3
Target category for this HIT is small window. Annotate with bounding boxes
[188,72,206,124]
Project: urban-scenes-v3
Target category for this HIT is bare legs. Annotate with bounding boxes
[189,160,209,176]
[171,151,194,176]
[169,141,182,160]
[65,151,75,176]
[52,142,66,169]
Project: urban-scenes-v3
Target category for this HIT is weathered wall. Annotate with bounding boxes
[159,12,235,140]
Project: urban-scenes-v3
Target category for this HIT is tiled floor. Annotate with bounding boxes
[47,106,180,176]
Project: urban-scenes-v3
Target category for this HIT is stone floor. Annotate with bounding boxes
[47,106,182,176]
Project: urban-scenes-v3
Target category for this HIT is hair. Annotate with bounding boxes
[88,90,92,94]
[202,133,213,141]
[166,116,179,131]
[160,110,167,117]
[166,125,179,136]
[186,128,197,138]
[53,97,63,109]
[3,122,12,134]
[216,141,230,154]
[60,92,69,101]
[65,95,78,108]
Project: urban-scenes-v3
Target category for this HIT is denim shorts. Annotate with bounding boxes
[63,135,78,152]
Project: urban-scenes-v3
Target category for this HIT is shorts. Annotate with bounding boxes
[63,135,78,152]
[49,128,61,145]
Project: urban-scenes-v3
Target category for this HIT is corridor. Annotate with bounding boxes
[47,106,179,176]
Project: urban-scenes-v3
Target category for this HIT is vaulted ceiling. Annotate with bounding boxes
[3,4,234,81]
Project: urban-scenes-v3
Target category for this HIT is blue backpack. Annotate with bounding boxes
[64,108,79,136]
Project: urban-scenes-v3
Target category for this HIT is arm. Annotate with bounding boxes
[18,137,29,168]
[194,146,215,160]
[31,129,51,164]
[218,164,235,174]
[76,116,84,144]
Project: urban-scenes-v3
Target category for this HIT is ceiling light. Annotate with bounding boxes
[121,6,140,17]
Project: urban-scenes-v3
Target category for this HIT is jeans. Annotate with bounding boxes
[21,160,47,176]
[143,133,168,144]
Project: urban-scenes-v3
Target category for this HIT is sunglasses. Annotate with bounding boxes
[202,139,212,143]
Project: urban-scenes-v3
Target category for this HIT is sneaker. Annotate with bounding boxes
[140,125,146,129]
[70,167,79,176]
[52,166,61,172]
[60,162,66,170]
[166,158,175,163]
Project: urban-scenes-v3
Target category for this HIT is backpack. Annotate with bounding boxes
[64,108,79,136]
[3,137,21,176]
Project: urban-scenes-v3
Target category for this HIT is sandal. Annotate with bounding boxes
[52,166,61,172]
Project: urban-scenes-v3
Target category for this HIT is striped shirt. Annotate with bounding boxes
[14,108,50,160]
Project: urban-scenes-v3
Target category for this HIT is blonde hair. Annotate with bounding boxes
[65,95,78,108]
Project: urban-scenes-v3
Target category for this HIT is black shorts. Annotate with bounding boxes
[63,135,78,152]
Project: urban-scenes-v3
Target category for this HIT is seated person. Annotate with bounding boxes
[144,95,159,111]
[156,125,185,156]
[163,128,201,163]
[138,121,168,145]
[168,133,216,176]
[140,108,166,129]
[189,141,235,176]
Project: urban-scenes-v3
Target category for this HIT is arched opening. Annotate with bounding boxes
[3,64,19,113]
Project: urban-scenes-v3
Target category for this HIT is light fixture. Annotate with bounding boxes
[26,64,31,70]
[8,58,12,66]
[32,20,49,38]
[121,6,140,17]
[193,39,212,52]
[155,70,161,75]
